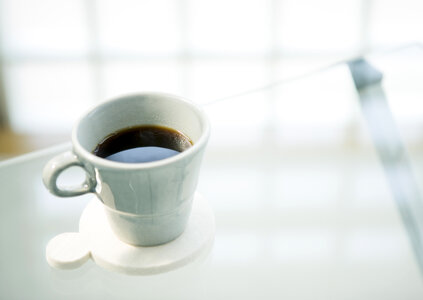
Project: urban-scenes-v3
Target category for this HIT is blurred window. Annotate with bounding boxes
[0,0,422,138]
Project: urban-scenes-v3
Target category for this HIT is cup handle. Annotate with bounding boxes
[43,151,96,197]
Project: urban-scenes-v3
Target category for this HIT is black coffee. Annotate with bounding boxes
[92,125,193,163]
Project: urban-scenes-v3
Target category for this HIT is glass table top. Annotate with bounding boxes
[1,44,423,299]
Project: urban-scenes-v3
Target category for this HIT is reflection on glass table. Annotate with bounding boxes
[1,45,423,299]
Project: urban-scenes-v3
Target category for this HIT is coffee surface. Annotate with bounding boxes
[92,125,193,163]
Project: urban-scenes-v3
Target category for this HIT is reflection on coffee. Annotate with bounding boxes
[92,125,193,163]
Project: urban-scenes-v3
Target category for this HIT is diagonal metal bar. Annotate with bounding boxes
[348,58,423,275]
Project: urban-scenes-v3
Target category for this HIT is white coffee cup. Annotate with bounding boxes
[43,93,210,246]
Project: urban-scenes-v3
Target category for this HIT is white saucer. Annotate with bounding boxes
[46,193,215,275]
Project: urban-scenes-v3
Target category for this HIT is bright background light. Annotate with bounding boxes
[0,0,422,137]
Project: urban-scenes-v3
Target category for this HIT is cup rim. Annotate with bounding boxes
[72,92,210,170]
